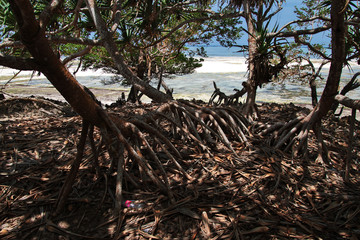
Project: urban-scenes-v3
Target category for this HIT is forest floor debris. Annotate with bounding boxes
[0,97,359,239]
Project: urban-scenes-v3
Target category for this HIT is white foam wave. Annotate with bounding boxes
[196,57,248,73]
[72,68,114,77]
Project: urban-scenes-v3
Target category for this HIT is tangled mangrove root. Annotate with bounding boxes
[256,112,331,165]
[3,99,360,239]
[208,81,247,106]
[55,99,252,212]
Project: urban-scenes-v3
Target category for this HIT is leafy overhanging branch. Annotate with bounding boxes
[138,11,245,50]
[0,36,102,49]
[293,36,331,60]
[85,0,172,103]
[270,25,331,38]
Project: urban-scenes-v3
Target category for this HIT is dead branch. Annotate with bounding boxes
[335,94,360,110]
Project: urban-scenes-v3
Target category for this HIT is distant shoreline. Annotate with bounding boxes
[0,83,319,110]
[1,56,359,120]
[3,83,358,120]
[2,85,127,105]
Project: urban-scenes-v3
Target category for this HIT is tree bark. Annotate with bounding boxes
[310,82,318,107]
[308,0,346,124]
[335,94,360,110]
[9,0,105,127]
[272,0,347,154]
[243,0,258,117]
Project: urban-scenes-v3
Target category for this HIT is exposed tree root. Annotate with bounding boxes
[0,97,66,119]
[55,120,90,214]
[259,95,360,170]
[106,99,251,190]
[2,101,360,239]
[54,99,251,212]
[257,108,329,163]
[208,81,247,106]
[155,100,251,154]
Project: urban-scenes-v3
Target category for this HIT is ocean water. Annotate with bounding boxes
[1,46,359,104]
[168,46,360,104]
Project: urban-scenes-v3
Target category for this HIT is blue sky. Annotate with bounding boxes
[233,0,331,46]
[275,0,331,45]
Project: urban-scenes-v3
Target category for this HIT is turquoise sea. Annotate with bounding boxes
[0,46,359,105]
[167,46,359,104]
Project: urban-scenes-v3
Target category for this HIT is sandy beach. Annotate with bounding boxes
[2,84,128,105]
[0,59,358,120]
[3,83,358,121]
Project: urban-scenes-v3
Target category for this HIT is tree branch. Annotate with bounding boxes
[269,25,331,38]
[275,16,330,35]
[0,54,42,71]
[39,0,64,30]
[48,35,103,46]
[9,0,106,127]
[46,0,84,35]
[62,46,93,65]
[263,0,282,21]
[0,36,102,49]
[0,40,24,49]
[85,0,172,103]
[295,37,331,60]
[335,94,360,110]
[140,11,244,50]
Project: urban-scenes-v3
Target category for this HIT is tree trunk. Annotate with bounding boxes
[85,0,172,103]
[243,0,258,117]
[9,0,105,127]
[272,0,347,155]
[310,79,318,107]
[308,0,346,123]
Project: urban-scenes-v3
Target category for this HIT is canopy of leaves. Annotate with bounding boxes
[79,0,243,84]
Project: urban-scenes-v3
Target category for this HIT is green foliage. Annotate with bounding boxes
[1,0,228,88]
[0,0,16,39]
[343,1,360,64]
[295,0,329,25]
[293,0,329,58]
[212,16,243,48]
[302,0,360,64]
[252,21,288,86]
[79,0,242,85]
[162,53,204,76]
[237,7,289,87]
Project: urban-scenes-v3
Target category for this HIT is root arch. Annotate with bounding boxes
[56,99,252,212]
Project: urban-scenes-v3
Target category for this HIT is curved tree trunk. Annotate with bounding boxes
[8,0,176,208]
[309,0,346,123]
[271,0,347,156]
[85,0,172,103]
[9,0,105,127]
